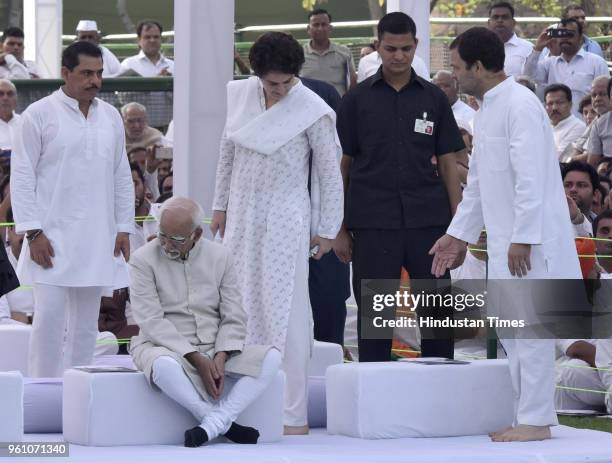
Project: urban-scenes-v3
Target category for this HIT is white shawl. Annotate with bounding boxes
[225,76,341,237]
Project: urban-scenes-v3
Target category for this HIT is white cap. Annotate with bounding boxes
[76,20,99,32]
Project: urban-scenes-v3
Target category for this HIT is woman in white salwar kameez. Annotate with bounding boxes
[211,32,343,435]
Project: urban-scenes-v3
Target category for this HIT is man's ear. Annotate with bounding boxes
[194,227,204,242]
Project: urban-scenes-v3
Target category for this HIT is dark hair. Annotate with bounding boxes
[136,20,163,38]
[308,8,331,22]
[5,206,12,225]
[596,183,608,203]
[578,94,593,113]
[61,41,102,71]
[488,2,515,18]
[249,32,305,77]
[562,160,599,190]
[599,174,612,188]
[449,27,505,72]
[1,26,24,43]
[608,77,612,98]
[560,17,583,36]
[377,12,417,40]
[562,4,584,18]
[544,83,572,103]
[130,162,145,185]
[156,191,173,203]
[159,173,173,192]
[593,209,612,236]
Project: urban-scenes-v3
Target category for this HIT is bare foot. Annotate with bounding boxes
[284,425,309,435]
[491,424,551,442]
[488,425,513,438]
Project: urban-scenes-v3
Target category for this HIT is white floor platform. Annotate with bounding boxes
[22,426,612,463]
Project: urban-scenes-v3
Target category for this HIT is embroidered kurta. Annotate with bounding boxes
[10,89,134,287]
[212,77,343,351]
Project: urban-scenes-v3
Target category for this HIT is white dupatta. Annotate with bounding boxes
[225,76,341,237]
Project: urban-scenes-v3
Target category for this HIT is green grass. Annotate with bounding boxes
[558,415,612,433]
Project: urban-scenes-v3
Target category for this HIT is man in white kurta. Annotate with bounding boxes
[211,71,343,431]
[129,197,280,446]
[10,42,133,377]
[431,27,582,442]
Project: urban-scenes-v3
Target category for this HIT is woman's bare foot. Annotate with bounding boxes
[284,425,309,435]
[491,424,551,442]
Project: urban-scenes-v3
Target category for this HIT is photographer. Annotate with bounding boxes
[523,18,608,117]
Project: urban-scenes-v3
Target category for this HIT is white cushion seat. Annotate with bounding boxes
[62,369,285,446]
[0,371,24,442]
[326,360,515,439]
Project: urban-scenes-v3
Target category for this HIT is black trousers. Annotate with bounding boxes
[352,227,454,362]
[309,251,350,346]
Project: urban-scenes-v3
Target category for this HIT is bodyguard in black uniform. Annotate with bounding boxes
[335,12,464,361]
[300,77,350,347]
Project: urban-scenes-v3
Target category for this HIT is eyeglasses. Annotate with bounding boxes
[158,230,195,246]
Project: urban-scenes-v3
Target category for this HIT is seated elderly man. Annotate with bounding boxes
[122,102,164,152]
[128,197,281,447]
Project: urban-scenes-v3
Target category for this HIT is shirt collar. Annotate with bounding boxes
[56,87,98,112]
[506,33,520,46]
[370,65,425,89]
[555,47,586,63]
[554,114,576,129]
[305,41,334,56]
[138,49,166,64]
[482,76,514,104]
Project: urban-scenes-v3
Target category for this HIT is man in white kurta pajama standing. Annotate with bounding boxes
[431,27,582,442]
[211,32,343,434]
[10,42,133,377]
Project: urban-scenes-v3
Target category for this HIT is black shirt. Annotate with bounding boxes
[337,66,465,230]
[300,77,341,113]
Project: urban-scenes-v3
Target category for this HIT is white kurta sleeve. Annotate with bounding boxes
[508,100,547,244]
[113,112,135,234]
[4,54,30,79]
[129,254,195,357]
[212,128,236,211]
[214,252,247,355]
[10,112,43,233]
[522,50,548,84]
[307,115,343,239]
[447,152,484,244]
[102,47,121,77]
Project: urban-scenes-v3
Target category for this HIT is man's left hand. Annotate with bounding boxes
[212,351,228,396]
[507,243,531,278]
[310,235,332,260]
[114,232,130,261]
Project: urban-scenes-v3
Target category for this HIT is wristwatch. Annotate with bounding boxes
[26,229,43,243]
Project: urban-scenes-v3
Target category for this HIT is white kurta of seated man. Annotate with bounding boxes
[213,77,343,350]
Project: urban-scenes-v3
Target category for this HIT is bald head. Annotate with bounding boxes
[0,78,17,122]
[591,76,610,116]
[160,197,204,234]
[432,70,458,105]
[121,102,148,138]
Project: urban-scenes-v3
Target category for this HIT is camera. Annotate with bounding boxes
[547,28,574,38]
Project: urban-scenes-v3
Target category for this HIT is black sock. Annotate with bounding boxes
[224,422,260,444]
[184,426,209,447]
